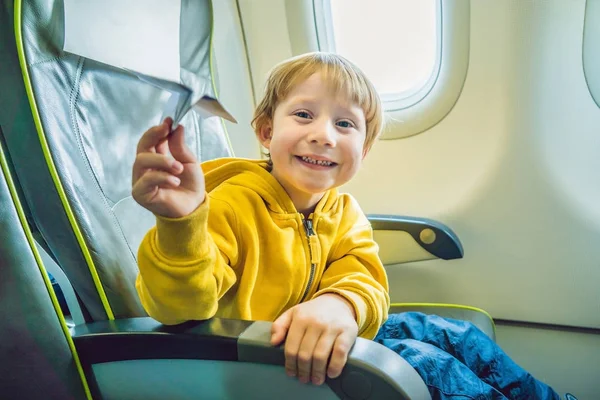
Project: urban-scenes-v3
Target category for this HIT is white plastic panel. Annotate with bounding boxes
[496,323,600,399]
[236,0,294,103]
[374,230,436,265]
[211,0,261,159]
[233,0,600,329]
[341,0,600,330]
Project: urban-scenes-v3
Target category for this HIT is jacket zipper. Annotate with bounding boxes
[299,217,317,303]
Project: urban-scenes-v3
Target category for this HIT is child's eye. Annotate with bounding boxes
[337,120,355,129]
[294,111,311,119]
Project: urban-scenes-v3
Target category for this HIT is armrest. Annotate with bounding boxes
[368,214,463,262]
[71,317,431,400]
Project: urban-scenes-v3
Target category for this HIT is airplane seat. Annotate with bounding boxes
[0,135,432,400]
[0,0,434,398]
[0,0,491,398]
[2,0,233,322]
[0,137,90,399]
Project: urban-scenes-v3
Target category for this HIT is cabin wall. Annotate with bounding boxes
[212,0,600,395]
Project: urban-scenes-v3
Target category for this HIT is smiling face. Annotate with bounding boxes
[258,73,367,213]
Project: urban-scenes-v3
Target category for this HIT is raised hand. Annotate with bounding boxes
[132,118,206,218]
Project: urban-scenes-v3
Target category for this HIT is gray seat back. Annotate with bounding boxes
[0,0,232,321]
[0,135,89,399]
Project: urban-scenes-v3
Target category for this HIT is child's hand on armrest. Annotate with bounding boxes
[132,118,206,218]
[270,293,358,386]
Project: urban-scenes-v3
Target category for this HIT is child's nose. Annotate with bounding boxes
[309,121,337,147]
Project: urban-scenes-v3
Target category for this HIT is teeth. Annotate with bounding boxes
[301,156,333,166]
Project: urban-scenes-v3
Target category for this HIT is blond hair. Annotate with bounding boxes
[251,52,383,153]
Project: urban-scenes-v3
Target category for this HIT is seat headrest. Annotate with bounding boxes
[1,0,232,320]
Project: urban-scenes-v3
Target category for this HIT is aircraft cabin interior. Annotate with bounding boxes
[0,0,599,399]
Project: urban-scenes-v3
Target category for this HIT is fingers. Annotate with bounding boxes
[296,326,322,384]
[136,118,172,154]
[169,124,197,164]
[327,332,353,379]
[132,152,183,183]
[283,318,306,379]
[132,170,181,203]
[311,332,337,385]
[271,308,293,346]
[274,299,356,386]
[285,326,349,385]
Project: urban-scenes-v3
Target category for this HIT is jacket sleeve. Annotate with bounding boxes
[311,202,390,339]
[135,195,238,325]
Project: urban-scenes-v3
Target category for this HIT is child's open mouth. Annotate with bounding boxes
[296,156,337,169]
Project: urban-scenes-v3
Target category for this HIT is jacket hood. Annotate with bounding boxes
[201,158,339,215]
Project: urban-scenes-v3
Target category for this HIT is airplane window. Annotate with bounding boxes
[315,0,439,102]
[583,0,600,108]
[311,0,467,139]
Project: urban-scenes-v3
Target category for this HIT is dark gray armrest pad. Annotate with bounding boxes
[368,214,463,260]
[71,317,250,363]
[72,317,431,400]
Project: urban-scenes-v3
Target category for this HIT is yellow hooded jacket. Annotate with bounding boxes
[136,158,390,339]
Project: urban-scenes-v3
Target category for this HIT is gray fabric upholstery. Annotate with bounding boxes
[0,0,232,320]
[0,138,88,399]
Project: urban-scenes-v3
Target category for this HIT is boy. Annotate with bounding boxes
[132,52,569,399]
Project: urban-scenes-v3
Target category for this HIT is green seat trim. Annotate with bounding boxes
[14,0,115,320]
[0,137,92,399]
[14,0,237,321]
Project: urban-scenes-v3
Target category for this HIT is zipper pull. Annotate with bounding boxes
[304,218,315,236]
[303,218,320,264]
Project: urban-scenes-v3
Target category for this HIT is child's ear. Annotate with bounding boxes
[257,122,273,149]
